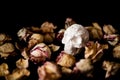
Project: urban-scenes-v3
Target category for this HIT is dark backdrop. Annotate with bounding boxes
[1,15,120,32]
[1,1,120,34]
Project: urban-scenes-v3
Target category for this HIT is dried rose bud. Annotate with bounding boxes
[16,58,29,69]
[48,44,60,52]
[103,24,116,34]
[44,33,55,43]
[5,68,30,80]
[30,26,41,32]
[0,43,15,59]
[28,33,44,48]
[29,43,51,64]
[85,22,103,40]
[21,48,29,59]
[56,51,76,67]
[40,21,57,33]
[0,33,12,45]
[65,17,76,29]
[56,29,65,41]
[84,41,108,63]
[104,34,119,46]
[73,59,93,73]
[61,67,72,74]
[37,61,61,80]
[17,27,32,41]
[113,45,120,59]
[92,22,102,31]
[102,61,120,78]
[0,43,15,53]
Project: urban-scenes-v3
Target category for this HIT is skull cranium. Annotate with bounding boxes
[62,24,89,55]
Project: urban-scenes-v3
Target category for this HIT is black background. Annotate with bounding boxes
[1,14,120,34]
[0,1,120,30]
[1,1,120,34]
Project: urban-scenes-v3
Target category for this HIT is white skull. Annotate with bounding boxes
[62,24,89,55]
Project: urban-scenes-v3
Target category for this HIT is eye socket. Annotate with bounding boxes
[70,36,82,48]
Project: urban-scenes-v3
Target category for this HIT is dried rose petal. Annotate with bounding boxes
[0,63,9,77]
